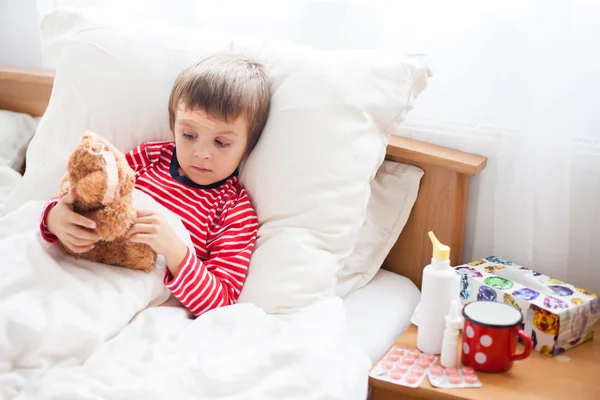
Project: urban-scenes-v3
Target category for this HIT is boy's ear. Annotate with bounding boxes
[170,129,175,141]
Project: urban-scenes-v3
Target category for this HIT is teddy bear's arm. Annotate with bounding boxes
[58,174,70,198]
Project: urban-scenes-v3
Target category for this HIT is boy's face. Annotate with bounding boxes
[172,101,248,186]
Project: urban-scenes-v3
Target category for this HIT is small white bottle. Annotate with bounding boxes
[416,232,460,355]
[440,300,463,368]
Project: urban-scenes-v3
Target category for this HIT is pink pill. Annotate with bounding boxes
[395,364,409,373]
[421,353,435,362]
[391,372,404,380]
[409,349,421,357]
[465,374,479,384]
[392,346,406,355]
[387,354,400,362]
[402,357,416,365]
[445,367,459,376]
[430,366,444,376]
[417,358,431,368]
[381,361,393,370]
[461,367,475,375]
[406,373,420,384]
[449,375,463,385]
[411,366,425,376]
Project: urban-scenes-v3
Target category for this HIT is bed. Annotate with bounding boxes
[0,66,486,399]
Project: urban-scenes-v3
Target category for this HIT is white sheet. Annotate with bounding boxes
[0,166,22,217]
[343,269,420,364]
[0,191,371,400]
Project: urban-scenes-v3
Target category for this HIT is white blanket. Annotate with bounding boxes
[0,191,370,399]
[0,165,22,217]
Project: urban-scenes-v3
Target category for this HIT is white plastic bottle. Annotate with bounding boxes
[440,300,463,368]
[416,231,460,355]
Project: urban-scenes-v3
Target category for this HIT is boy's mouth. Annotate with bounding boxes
[191,166,211,173]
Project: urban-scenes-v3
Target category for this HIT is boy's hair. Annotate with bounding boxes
[168,53,271,154]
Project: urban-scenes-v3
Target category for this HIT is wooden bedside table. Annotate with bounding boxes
[369,322,600,400]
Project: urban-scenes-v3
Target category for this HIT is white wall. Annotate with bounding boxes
[0,0,43,68]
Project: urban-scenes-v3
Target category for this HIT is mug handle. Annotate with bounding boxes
[511,329,532,361]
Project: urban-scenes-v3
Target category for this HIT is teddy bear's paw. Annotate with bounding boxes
[125,242,158,272]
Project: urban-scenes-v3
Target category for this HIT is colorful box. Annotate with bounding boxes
[456,256,600,356]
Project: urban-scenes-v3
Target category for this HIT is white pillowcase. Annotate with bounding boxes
[5,9,431,314]
[336,161,424,297]
[0,110,39,172]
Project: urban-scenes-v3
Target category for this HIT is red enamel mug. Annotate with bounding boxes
[461,301,532,373]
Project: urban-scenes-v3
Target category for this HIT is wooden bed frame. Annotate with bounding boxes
[0,67,487,290]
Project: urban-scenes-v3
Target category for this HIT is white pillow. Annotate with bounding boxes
[5,9,431,314]
[0,110,39,172]
[336,160,424,297]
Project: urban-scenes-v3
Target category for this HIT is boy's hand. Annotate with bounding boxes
[127,209,188,273]
[47,188,100,253]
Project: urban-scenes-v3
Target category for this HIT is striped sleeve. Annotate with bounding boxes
[163,192,258,316]
[125,142,168,177]
[39,196,60,243]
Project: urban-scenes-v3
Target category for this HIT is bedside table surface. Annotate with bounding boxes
[369,323,600,400]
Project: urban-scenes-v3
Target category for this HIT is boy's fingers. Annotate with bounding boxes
[68,212,97,230]
[63,188,77,205]
[134,215,159,224]
[67,241,94,254]
[127,224,157,237]
[67,227,100,242]
[128,233,152,245]
[135,209,155,218]
[66,233,97,247]
[70,246,94,254]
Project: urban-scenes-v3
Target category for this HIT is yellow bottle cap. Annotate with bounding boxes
[428,231,450,260]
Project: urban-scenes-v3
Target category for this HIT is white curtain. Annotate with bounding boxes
[16,0,600,293]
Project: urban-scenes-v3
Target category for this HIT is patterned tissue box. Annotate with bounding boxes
[455,256,599,356]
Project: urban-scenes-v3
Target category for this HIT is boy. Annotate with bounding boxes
[39,53,271,316]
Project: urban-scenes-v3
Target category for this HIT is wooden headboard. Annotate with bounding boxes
[0,67,487,290]
[0,68,55,117]
[384,136,485,288]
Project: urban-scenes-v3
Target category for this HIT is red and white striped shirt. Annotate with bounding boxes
[40,141,258,316]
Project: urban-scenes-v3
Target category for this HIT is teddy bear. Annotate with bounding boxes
[56,131,157,272]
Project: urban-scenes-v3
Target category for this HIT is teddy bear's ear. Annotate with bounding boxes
[81,130,96,142]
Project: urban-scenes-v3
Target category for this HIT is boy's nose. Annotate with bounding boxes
[194,147,211,160]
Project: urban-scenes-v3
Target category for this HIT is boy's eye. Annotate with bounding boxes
[215,139,231,148]
[183,132,196,141]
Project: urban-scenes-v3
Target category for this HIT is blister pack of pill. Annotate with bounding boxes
[427,366,483,388]
[369,346,438,388]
